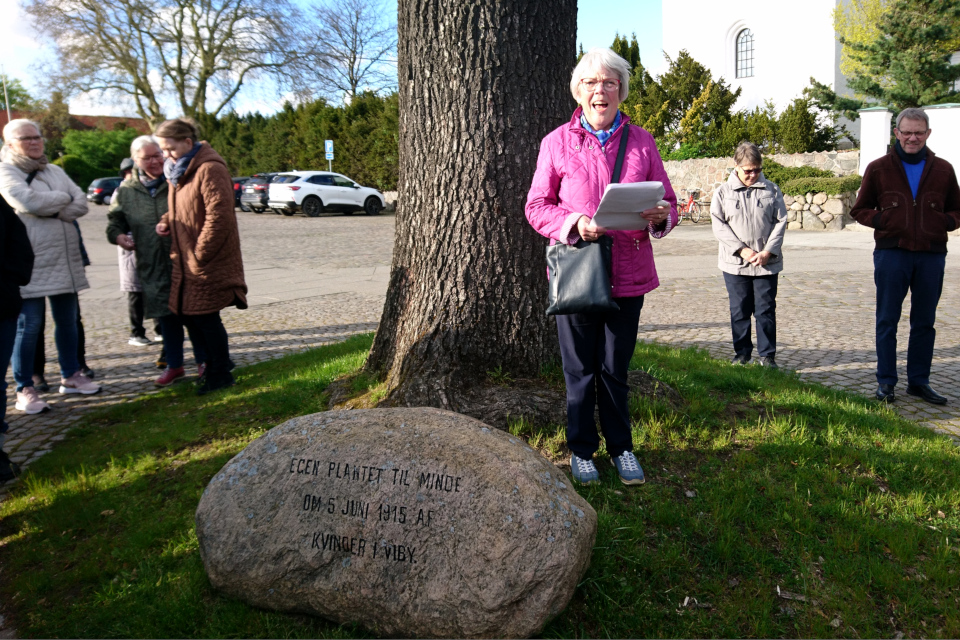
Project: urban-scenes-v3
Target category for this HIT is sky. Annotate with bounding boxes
[0,0,665,118]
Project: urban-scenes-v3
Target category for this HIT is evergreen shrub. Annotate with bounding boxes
[53,154,100,191]
[762,160,833,186]
[780,175,862,196]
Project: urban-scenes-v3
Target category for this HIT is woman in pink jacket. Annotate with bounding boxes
[525,48,678,487]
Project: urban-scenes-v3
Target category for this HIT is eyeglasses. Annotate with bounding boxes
[138,153,164,162]
[898,130,928,139]
[738,167,762,176]
[580,78,620,92]
[15,135,42,143]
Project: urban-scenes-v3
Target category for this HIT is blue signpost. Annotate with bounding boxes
[325,140,334,172]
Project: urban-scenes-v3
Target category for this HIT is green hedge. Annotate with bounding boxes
[762,160,833,186]
[780,175,862,196]
[53,154,102,192]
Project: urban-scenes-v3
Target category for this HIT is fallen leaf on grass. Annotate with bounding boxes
[937,510,946,519]
[681,596,712,609]
[685,490,697,498]
[831,617,842,628]
[100,509,115,516]
[777,585,821,606]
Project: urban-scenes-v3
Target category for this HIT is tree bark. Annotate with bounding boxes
[365,0,577,420]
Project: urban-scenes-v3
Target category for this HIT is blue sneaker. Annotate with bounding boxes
[611,451,645,485]
[570,454,600,485]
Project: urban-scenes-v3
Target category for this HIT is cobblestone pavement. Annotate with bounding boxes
[0,206,393,500]
[3,212,960,501]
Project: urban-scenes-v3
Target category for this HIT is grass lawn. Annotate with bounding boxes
[1,334,959,638]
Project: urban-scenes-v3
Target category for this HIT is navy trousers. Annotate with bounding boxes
[723,272,778,359]
[555,296,644,460]
[874,248,945,386]
[183,312,233,377]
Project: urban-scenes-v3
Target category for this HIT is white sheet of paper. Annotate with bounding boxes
[592,181,666,231]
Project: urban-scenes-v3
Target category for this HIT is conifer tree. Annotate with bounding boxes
[810,0,960,118]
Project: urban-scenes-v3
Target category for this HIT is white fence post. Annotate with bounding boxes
[923,103,960,171]
[858,107,893,175]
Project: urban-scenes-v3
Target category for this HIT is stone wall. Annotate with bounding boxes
[784,191,857,230]
[663,150,860,204]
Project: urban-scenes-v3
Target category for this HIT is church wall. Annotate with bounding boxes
[662,0,841,113]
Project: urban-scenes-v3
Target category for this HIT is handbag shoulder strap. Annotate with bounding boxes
[611,124,629,184]
[25,170,38,186]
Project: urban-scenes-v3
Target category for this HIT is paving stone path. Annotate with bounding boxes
[3,210,960,503]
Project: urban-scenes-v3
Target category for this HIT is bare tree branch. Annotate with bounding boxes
[25,0,326,125]
[313,0,397,101]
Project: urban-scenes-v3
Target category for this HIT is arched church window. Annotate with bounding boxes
[736,29,754,78]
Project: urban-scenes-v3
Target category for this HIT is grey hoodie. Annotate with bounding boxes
[710,170,788,276]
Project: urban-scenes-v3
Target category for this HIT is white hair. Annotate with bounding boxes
[570,48,631,103]
[3,118,42,143]
[130,134,160,157]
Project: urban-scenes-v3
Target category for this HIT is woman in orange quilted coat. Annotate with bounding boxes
[155,118,247,395]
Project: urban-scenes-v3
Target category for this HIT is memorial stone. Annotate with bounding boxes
[195,408,597,638]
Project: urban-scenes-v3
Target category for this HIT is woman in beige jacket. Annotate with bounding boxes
[0,119,100,414]
[710,141,788,368]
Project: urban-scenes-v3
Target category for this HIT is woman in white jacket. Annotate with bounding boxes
[0,119,100,414]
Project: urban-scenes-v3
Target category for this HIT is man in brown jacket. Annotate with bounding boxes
[850,107,960,405]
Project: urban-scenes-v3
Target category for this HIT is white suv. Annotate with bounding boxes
[267,171,386,217]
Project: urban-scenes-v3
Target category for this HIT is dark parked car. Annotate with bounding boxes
[232,176,250,209]
[86,177,122,205]
[239,173,280,213]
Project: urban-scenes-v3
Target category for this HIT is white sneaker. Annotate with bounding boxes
[152,334,164,342]
[59,371,101,395]
[128,336,151,346]
[15,387,50,414]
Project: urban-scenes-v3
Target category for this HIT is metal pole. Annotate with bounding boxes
[328,159,331,172]
[1,67,11,124]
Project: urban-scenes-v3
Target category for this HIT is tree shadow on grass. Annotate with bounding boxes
[3,337,960,639]
[0,334,377,638]
[539,343,960,638]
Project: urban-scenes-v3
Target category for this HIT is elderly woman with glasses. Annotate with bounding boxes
[710,141,788,368]
[525,48,678,488]
[107,135,207,388]
[0,119,100,415]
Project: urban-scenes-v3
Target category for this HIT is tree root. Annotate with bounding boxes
[328,369,682,431]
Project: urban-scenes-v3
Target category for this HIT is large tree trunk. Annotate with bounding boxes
[364,0,576,423]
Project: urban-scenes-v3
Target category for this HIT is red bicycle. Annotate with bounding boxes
[677,189,703,223]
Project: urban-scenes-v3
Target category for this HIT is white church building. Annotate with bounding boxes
[662,0,858,136]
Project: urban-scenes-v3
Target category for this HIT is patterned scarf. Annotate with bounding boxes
[580,110,623,148]
[163,143,202,187]
[138,169,165,197]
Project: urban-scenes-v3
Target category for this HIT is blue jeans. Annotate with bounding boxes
[723,272,778,359]
[13,294,80,390]
[555,296,644,459]
[0,316,17,448]
[158,314,207,369]
[874,249,945,386]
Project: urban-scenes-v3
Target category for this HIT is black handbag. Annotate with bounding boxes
[545,124,630,316]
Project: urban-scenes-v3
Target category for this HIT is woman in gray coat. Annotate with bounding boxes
[710,141,788,368]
